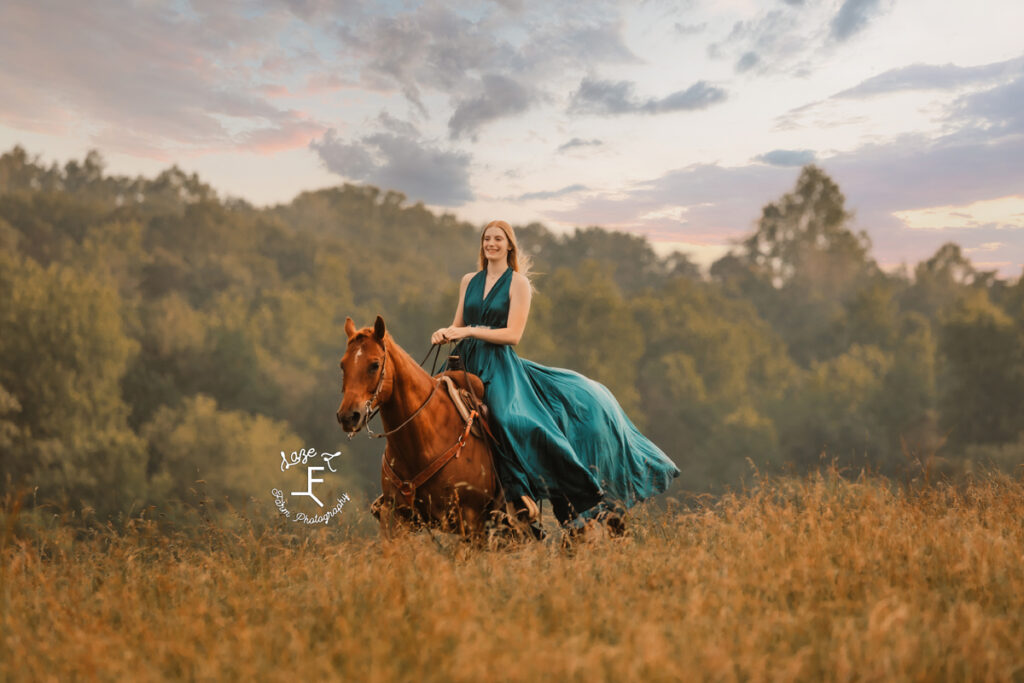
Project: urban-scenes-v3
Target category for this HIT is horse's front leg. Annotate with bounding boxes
[424,484,489,538]
[373,494,420,539]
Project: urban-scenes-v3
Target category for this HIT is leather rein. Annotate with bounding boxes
[350,339,444,440]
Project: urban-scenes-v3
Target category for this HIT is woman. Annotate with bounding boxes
[431,220,679,533]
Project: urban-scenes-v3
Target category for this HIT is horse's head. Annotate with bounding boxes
[337,315,393,433]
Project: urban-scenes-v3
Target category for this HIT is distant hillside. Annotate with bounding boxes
[1,146,1022,527]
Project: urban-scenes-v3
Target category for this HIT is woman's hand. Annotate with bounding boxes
[442,326,473,341]
[430,327,450,345]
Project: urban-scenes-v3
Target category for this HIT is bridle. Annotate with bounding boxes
[346,337,444,440]
[362,336,389,420]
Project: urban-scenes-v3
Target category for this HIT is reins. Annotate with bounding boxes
[365,379,441,439]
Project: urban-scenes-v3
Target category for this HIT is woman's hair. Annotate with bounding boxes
[478,219,533,279]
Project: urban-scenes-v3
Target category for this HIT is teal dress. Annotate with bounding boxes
[450,267,680,526]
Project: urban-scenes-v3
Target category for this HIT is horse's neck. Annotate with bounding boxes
[379,337,440,457]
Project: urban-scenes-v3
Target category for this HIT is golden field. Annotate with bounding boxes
[2,471,1023,682]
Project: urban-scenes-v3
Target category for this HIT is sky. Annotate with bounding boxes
[1,0,1022,276]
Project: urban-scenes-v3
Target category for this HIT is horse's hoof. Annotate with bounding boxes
[597,511,626,537]
[560,522,593,550]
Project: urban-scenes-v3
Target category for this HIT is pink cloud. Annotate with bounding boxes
[243,120,328,155]
[259,84,291,98]
[0,2,321,159]
[301,73,354,95]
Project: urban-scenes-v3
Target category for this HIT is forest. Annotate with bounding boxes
[1,145,1022,527]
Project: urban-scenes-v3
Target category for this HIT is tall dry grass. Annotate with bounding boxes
[2,470,1023,682]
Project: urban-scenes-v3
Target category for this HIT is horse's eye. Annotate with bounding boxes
[368,361,380,373]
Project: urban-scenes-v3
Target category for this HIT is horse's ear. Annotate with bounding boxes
[374,315,386,341]
[344,317,356,339]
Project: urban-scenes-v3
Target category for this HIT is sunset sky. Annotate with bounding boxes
[2,0,1022,275]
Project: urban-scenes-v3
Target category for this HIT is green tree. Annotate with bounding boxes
[0,252,145,519]
[939,288,1024,447]
[903,243,976,321]
[633,276,796,489]
[140,394,327,517]
[714,165,878,365]
[878,312,940,464]
[780,344,892,471]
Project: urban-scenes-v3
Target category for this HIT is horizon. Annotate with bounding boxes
[3,141,1018,282]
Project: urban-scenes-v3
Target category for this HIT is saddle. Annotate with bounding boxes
[436,371,490,439]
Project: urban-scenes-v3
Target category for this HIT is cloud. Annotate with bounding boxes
[309,130,378,180]
[545,102,1024,276]
[516,184,589,201]
[779,57,1024,133]
[706,8,817,76]
[0,1,640,154]
[276,0,364,21]
[754,149,817,166]
[241,119,329,155]
[348,6,499,109]
[346,5,636,111]
[964,242,1006,253]
[546,163,793,235]
[448,74,537,140]
[520,17,638,71]
[557,138,603,152]
[830,0,884,42]
[708,1,892,77]
[834,56,1024,99]
[647,82,728,113]
[0,2,321,157]
[951,73,1024,135]
[674,22,707,36]
[895,196,1024,231]
[568,78,726,116]
[376,111,420,138]
[310,127,473,206]
[736,52,760,73]
[492,0,527,11]
[568,79,634,115]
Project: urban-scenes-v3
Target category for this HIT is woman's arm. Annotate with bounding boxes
[444,273,531,346]
[431,273,474,344]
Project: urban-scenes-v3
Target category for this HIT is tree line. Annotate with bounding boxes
[1,146,1021,527]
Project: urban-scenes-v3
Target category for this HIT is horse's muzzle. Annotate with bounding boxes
[337,408,364,433]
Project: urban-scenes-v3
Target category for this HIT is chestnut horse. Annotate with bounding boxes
[337,315,509,537]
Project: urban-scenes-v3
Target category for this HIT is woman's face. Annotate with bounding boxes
[482,227,511,263]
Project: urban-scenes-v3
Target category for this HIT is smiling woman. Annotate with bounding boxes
[430,220,680,535]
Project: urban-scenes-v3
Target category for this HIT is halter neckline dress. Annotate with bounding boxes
[451,267,680,525]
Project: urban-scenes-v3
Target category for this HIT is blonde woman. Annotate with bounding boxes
[431,220,679,534]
